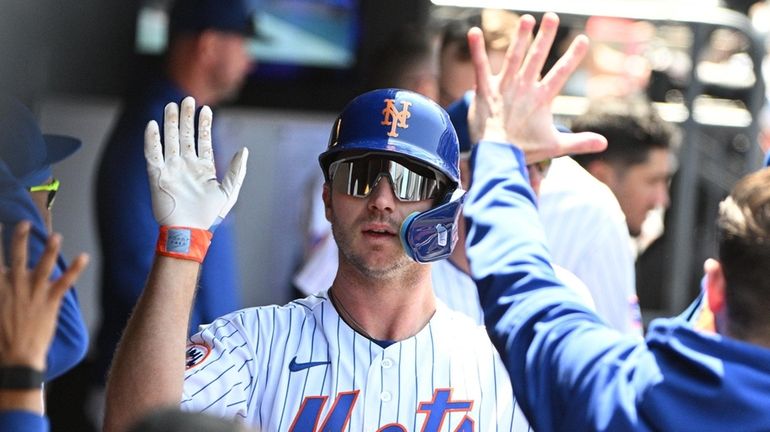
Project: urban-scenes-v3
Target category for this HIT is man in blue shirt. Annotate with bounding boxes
[0,95,91,432]
[0,96,88,381]
[93,0,257,388]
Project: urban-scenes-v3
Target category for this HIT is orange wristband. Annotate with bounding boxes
[156,226,213,263]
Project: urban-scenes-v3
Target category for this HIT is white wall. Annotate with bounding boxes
[38,94,334,337]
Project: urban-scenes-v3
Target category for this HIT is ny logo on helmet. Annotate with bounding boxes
[381,99,412,137]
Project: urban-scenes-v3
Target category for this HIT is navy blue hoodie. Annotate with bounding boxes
[0,160,88,380]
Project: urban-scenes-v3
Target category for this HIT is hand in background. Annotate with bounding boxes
[0,221,88,371]
[467,12,607,163]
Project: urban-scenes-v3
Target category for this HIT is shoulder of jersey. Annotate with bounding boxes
[432,302,487,337]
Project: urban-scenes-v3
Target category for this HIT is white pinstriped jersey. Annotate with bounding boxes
[182,293,531,431]
[294,236,485,324]
[539,156,643,336]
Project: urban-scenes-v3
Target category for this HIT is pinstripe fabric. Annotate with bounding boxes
[181,294,529,431]
[539,157,643,337]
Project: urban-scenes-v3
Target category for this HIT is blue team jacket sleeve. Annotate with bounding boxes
[0,411,49,432]
[464,141,653,432]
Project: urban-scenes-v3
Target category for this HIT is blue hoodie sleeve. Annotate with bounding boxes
[464,141,651,432]
[0,162,88,381]
[0,411,49,432]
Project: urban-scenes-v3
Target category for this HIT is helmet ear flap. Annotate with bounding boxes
[400,189,465,263]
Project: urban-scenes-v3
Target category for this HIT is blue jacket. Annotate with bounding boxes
[0,411,48,432]
[0,161,88,380]
[464,141,770,431]
[94,78,241,383]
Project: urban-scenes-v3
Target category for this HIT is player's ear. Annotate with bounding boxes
[322,182,332,222]
[704,258,726,314]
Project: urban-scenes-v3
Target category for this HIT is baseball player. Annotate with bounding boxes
[104,91,530,431]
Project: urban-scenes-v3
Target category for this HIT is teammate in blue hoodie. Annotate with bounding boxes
[0,216,89,432]
[0,96,89,380]
[463,12,770,432]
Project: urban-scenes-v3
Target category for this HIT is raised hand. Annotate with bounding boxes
[468,12,607,163]
[0,222,88,371]
[144,96,248,231]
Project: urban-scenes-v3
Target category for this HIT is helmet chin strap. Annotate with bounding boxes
[399,189,466,263]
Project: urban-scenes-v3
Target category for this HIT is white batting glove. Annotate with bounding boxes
[144,97,248,262]
[144,96,248,231]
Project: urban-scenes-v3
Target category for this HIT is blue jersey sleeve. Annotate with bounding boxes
[0,411,49,432]
[464,141,648,432]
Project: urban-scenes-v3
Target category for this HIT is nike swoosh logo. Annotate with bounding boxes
[289,356,331,372]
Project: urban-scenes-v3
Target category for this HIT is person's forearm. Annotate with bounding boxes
[104,255,200,432]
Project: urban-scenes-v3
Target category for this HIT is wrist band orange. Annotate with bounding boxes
[156,226,213,263]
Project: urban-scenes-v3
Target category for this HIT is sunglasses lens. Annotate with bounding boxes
[47,189,57,209]
[29,179,60,210]
[331,156,446,201]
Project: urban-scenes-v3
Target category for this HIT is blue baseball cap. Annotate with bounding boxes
[169,0,261,38]
[0,95,81,188]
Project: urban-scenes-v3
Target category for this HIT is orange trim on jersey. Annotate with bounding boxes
[377,423,408,431]
[185,343,211,370]
[289,395,329,432]
[416,388,475,432]
[156,226,213,263]
[319,390,359,431]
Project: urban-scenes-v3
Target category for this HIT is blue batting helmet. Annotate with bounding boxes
[319,88,460,186]
[319,88,465,263]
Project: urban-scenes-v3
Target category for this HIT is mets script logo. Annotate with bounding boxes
[289,388,475,431]
[381,98,412,137]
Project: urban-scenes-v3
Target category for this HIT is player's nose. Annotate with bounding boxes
[367,177,397,213]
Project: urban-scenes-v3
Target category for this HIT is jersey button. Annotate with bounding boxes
[380,391,392,402]
[381,358,394,368]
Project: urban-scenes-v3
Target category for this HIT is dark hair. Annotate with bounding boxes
[570,96,678,171]
[438,10,517,62]
[363,25,437,91]
[717,168,770,340]
[439,17,478,62]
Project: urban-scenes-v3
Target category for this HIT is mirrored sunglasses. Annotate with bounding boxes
[329,155,447,202]
[29,178,60,209]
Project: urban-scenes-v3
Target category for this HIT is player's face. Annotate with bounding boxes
[28,177,56,232]
[606,148,671,236]
[210,33,252,102]
[325,178,432,279]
